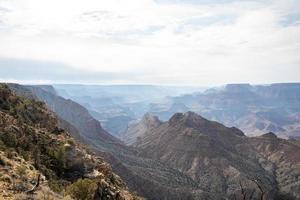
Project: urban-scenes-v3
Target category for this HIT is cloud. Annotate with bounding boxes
[0,0,299,85]
[0,58,150,84]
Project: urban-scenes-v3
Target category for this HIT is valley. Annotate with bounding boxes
[2,83,299,200]
[1,0,299,199]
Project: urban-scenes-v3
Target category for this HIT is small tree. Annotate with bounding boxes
[66,178,97,200]
[16,164,27,177]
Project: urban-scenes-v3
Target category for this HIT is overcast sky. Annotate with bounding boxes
[0,0,299,86]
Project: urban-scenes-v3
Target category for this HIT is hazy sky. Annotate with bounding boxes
[0,0,299,85]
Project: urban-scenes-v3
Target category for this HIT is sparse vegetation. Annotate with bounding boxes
[16,165,27,177]
[0,84,141,200]
[0,174,12,183]
[66,178,97,200]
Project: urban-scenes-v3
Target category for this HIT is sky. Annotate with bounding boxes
[0,0,299,86]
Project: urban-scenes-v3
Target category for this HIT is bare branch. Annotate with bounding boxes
[239,181,246,200]
[251,179,265,200]
[25,174,41,194]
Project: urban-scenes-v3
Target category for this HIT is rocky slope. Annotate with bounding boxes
[8,84,121,150]
[130,112,300,199]
[7,83,300,200]
[249,133,300,199]
[12,84,213,199]
[0,83,141,200]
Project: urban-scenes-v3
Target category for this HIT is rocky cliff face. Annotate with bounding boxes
[132,112,300,199]
[0,83,141,200]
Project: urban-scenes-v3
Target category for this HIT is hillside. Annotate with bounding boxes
[130,112,300,199]
[8,84,121,150]
[10,84,214,199]
[7,83,300,200]
[0,83,141,200]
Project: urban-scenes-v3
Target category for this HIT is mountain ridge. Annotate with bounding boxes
[0,83,142,200]
[127,111,300,199]
[7,83,300,199]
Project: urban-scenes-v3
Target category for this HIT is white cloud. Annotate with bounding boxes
[0,0,299,85]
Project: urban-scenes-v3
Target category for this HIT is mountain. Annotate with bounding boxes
[0,83,141,199]
[53,84,205,136]
[148,83,300,138]
[8,83,300,199]
[8,84,121,150]
[7,84,204,199]
[122,113,162,145]
[130,111,300,199]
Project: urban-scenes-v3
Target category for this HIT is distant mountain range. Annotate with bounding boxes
[47,83,300,139]
[52,84,205,136]
[6,83,300,199]
[147,83,300,138]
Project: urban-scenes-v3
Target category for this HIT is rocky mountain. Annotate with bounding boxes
[148,83,300,138]
[122,113,162,145]
[126,111,300,199]
[0,83,141,200]
[53,84,204,137]
[7,83,300,200]
[8,84,121,150]
[6,84,202,199]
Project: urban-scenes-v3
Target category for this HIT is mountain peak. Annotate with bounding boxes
[168,111,245,137]
[184,111,204,119]
[169,111,207,126]
[261,132,278,139]
[141,113,162,127]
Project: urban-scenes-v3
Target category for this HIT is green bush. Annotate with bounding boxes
[48,179,64,194]
[0,130,17,147]
[16,165,27,176]
[66,179,97,200]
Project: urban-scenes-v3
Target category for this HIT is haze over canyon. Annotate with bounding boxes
[1,0,300,199]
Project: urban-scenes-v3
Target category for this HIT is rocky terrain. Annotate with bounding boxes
[8,84,122,151]
[7,84,202,200]
[6,83,300,200]
[127,112,300,199]
[0,83,141,200]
